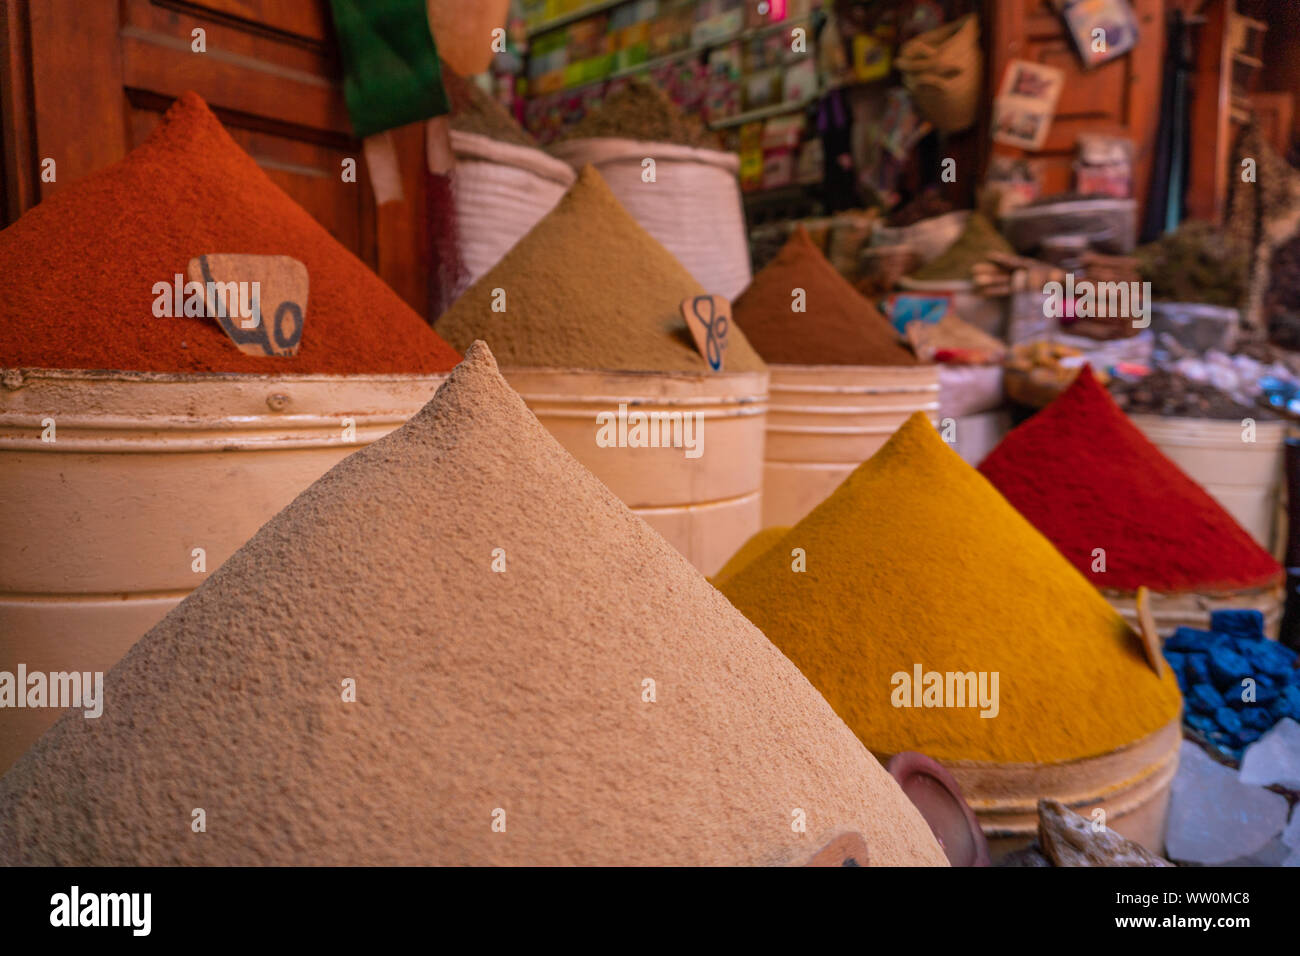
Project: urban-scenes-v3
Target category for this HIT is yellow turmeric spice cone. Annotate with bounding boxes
[719,412,1182,765]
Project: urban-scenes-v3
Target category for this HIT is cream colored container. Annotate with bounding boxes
[504,367,768,576]
[450,130,576,286]
[548,138,752,300]
[0,367,446,772]
[763,364,940,527]
[1104,584,1284,640]
[1131,414,1286,551]
[919,719,1181,859]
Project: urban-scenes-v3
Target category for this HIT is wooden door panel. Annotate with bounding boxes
[171,0,332,40]
[988,0,1165,219]
[1,0,426,313]
[122,0,347,134]
[232,129,366,256]
[128,0,332,66]
[1043,51,1128,116]
[25,0,127,196]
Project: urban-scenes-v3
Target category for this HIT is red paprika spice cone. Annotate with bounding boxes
[0,92,459,376]
[979,367,1282,593]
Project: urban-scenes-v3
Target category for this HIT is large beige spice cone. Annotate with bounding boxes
[0,343,945,867]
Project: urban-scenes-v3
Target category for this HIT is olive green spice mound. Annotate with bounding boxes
[436,166,765,372]
[1136,220,1250,309]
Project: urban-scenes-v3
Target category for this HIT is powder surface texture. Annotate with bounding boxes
[0,342,944,867]
[909,212,1015,282]
[435,166,766,373]
[445,71,536,148]
[555,78,720,149]
[979,368,1282,593]
[732,227,920,366]
[720,413,1183,764]
[711,525,790,588]
[0,92,460,375]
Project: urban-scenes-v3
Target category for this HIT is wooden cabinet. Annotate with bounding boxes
[0,0,428,313]
[986,0,1167,218]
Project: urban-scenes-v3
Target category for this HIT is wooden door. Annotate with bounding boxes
[0,0,428,313]
[986,0,1167,219]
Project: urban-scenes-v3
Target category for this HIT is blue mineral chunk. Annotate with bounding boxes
[1209,609,1265,642]
[1208,646,1253,690]
[1226,674,1277,707]
[1229,636,1256,655]
[1185,653,1212,686]
[1238,707,1275,731]
[1185,712,1217,734]
[1187,684,1222,714]
[1214,707,1244,736]
[1248,675,1280,704]
[1245,638,1299,679]
[1226,689,1251,710]
[1170,647,1190,686]
[1271,684,1300,722]
[1166,627,1217,652]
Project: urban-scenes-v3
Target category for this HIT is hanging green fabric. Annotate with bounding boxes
[328,0,449,139]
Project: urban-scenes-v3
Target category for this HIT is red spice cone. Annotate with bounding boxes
[979,367,1282,593]
[0,92,460,375]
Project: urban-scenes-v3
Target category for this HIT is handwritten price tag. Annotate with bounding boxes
[185,254,307,357]
[680,294,730,372]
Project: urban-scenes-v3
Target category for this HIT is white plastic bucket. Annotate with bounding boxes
[763,364,940,527]
[503,367,768,576]
[0,367,447,772]
[451,130,575,286]
[1131,414,1285,550]
[547,137,752,300]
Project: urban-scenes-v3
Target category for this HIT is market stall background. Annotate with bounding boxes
[2,0,1300,870]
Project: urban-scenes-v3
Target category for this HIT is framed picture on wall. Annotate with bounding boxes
[1051,0,1141,68]
[991,60,1065,151]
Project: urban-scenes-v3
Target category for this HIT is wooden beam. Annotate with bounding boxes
[26,0,128,200]
[0,0,38,224]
